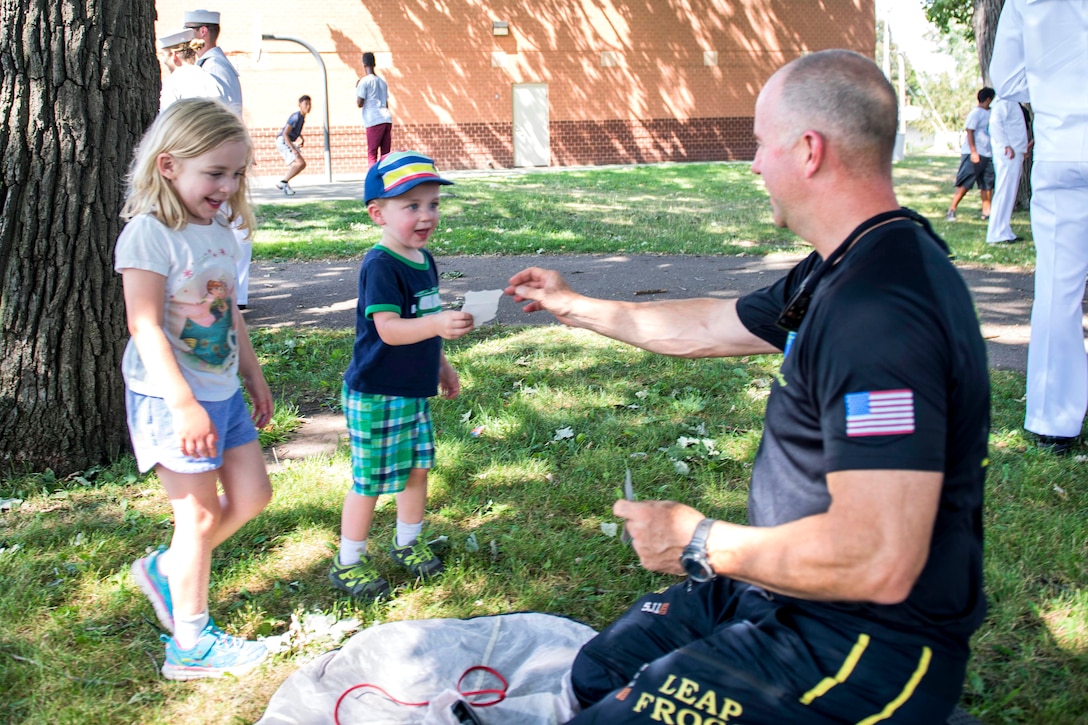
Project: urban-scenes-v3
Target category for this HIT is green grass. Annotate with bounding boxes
[0,158,1070,723]
[252,156,1036,268]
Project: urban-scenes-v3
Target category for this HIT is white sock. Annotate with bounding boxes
[173,610,210,651]
[155,548,173,578]
[338,537,367,566]
[396,520,423,548]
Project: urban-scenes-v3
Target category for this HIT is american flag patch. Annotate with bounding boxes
[845,389,915,437]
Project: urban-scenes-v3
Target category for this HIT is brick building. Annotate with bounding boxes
[153,1,875,175]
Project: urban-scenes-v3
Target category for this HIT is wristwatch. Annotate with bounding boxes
[680,518,717,582]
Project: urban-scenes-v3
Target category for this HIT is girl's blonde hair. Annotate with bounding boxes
[122,98,255,232]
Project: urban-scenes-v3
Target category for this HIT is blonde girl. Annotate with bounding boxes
[118,98,271,680]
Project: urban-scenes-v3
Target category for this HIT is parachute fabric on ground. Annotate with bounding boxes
[258,612,596,724]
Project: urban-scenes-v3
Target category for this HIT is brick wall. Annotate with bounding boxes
[160,0,875,172]
[254,116,757,174]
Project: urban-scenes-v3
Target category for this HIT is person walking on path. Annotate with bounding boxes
[986,94,1032,244]
[328,151,474,600]
[356,52,393,167]
[508,49,988,724]
[184,8,252,308]
[119,99,273,680]
[945,87,996,222]
[991,0,1088,455]
[275,95,311,196]
[156,29,222,113]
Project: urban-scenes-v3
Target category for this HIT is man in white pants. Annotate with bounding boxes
[991,0,1088,455]
[985,97,1032,244]
[184,8,252,309]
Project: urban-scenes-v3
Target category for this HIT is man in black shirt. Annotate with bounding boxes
[506,49,988,724]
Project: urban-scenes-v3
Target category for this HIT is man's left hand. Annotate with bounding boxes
[614,499,705,575]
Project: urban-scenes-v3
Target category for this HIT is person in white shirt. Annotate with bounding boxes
[183,9,242,116]
[157,29,222,113]
[356,52,394,167]
[991,0,1088,455]
[986,96,1032,244]
[945,88,995,222]
[182,9,252,308]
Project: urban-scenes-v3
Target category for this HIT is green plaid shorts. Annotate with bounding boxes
[342,383,435,496]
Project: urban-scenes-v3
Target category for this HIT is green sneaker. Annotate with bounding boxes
[328,555,390,599]
[390,539,445,578]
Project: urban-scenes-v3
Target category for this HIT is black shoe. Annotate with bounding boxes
[238,304,247,310]
[328,555,390,600]
[1035,434,1077,456]
[389,539,444,578]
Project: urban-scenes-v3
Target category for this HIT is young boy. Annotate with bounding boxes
[330,151,475,599]
[945,87,996,222]
[274,95,311,195]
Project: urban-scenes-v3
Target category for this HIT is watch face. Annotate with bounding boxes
[681,548,715,582]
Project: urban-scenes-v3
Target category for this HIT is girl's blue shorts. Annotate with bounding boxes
[125,388,258,474]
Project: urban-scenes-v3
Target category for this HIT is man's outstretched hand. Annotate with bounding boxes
[505,267,578,324]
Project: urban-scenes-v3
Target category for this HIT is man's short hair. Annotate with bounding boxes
[299,94,311,104]
[362,52,376,68]
[189,23,221,42]
[978,87,996,103]
[777,49,898,176]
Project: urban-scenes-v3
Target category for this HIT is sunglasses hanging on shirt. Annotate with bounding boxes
[775,207,950,333]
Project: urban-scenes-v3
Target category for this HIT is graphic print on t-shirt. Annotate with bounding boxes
[413,286,442,317]
[169,250,238,369]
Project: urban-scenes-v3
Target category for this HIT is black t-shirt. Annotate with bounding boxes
[736,216,989,650]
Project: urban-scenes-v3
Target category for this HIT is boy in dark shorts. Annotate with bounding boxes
[329,151,475,599]
[945,87,996,221]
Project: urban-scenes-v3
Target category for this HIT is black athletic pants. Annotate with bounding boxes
[566,578,967,724]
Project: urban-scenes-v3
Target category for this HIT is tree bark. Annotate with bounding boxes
[0,0,158,475]
[974,0,1032,209]
[974,0,1004,84]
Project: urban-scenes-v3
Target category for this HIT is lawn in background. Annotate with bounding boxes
[253,156,1034,268]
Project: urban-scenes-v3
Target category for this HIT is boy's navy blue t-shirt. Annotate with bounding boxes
[280,111,305,141]
[343,245,443,398]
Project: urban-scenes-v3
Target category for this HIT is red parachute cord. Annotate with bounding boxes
[333,665,508,724]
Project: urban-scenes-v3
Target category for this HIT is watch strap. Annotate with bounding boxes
[689,517,715,550]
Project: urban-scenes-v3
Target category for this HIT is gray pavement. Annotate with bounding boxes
[242,253,1034,373]
[245,173,1035,373]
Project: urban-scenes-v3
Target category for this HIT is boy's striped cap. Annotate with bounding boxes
[364,151,453,204]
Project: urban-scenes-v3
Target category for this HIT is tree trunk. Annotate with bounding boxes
[974,0,1005,84]
[974,0,1032,210]
[0,0,158,475]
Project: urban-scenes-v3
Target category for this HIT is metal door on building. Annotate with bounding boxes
[513,83,549,167]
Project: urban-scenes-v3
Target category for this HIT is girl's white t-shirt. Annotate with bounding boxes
[114,213,242,402]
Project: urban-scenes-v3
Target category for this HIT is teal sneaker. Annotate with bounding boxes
[390,539,444,578]
[328,555,390,600]
[131,546,173,632]
[161,621,267,681]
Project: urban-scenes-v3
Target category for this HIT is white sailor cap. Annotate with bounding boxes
[157,28,195,50]
[183,9,220,26]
